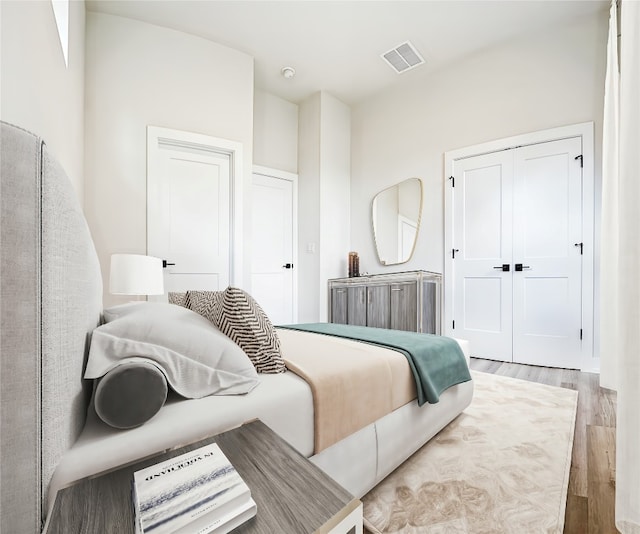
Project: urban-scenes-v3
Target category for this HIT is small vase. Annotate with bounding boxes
[348,252,360,278]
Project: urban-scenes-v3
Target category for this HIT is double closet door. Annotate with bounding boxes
[451,137,583,369]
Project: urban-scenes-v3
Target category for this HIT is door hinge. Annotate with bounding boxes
[580,328,583,340]
[449,176,455,187]
[452,248,460,259]
[574,155,583,168]
[574,242,583,255]
[452,320,455,330]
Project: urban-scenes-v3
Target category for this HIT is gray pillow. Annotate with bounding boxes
[94,361,168,429]
[86,302,260,398]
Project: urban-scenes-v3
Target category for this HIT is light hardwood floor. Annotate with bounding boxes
[469,357,618,534]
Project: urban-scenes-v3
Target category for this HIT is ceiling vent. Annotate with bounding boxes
[381,41,425,74]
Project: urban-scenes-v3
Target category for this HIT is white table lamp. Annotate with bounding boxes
[109,254,164,295]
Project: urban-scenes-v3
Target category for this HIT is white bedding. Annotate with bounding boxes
[48,371,314,508]
[48,336,471,512]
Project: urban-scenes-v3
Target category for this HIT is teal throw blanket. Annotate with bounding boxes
[277,323,471,406]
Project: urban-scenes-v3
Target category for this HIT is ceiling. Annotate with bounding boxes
[86,0,608,106]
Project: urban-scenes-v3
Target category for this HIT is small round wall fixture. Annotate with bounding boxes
[281,66,296,79]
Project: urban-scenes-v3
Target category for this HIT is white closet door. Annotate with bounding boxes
[452,151,513,361]
[512,138,583,368]
[148,133,231,295]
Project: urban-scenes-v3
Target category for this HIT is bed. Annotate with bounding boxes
[0,121,474,533]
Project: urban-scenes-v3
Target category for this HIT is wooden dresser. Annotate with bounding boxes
[328,271,442,334]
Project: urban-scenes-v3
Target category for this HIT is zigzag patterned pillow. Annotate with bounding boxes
[186,288,286,374]
[185,290,222,321]
[168,292,189,307]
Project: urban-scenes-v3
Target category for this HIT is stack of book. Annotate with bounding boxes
[132,442,256,534]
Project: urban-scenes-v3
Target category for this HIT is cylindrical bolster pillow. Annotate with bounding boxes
[94,361,168,429]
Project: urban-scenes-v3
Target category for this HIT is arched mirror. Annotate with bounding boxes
[371,177,423,266]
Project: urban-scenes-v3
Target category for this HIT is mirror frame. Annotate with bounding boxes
[371,177,423,266]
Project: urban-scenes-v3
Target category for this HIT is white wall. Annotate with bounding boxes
[298,94,322,322]
[1,0,86,201]
[319,93,351,320]
[84,12,254,306]
[298,92,351,322]
[351,12,608,280]
[253,90,298,173]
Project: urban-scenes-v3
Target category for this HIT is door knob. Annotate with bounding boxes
[282,263,294,269]
[514,264,531,271]
[493,264,510,272]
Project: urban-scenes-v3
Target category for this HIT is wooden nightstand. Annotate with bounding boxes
[46,420,363,534]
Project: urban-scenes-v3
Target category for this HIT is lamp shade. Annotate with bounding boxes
[109,254,164,295]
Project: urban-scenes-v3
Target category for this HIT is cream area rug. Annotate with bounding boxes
[362,371,578,534]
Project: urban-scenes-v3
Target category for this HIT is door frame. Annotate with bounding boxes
[443,122,596,372]
[252,164,299,323]
[147,126,244,287]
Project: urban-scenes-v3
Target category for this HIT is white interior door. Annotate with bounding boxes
[251,172,295,324]
[452,151,514,361]
[148,130,231,296]
[512,138,583,368]
[398,215,418,261]
[450,137,583,368]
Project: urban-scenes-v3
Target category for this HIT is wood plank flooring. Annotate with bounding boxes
[469,357,618,534]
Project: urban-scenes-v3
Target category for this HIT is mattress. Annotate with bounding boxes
[278,328,416,409]
[278,328,416,452]
[48,335,471,510]
[47,370,314,509]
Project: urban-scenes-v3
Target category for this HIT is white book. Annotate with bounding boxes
[133,443,252,534]
[176,496,257,534]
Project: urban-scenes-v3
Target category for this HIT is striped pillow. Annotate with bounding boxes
[187,288,286,374]
[168,292,189,307]
[186,290,223,321]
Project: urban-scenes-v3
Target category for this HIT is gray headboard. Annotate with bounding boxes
[0,122,103,532]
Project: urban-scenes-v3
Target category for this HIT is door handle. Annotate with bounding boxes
[493,264,510,272]
[282,263,294,269]
[162,260,175,268]
[514,264,531,271]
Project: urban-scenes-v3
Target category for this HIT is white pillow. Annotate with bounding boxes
[85,303,259,398]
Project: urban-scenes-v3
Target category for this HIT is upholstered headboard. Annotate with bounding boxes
[0,122,103,532]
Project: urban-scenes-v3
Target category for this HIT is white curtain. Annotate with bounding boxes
[601,0,640,531]
[600,0,619,391]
